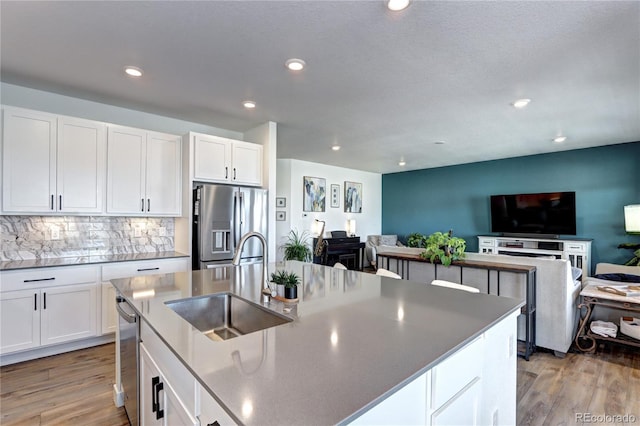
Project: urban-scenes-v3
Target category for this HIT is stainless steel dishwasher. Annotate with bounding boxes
[116,293,139,426]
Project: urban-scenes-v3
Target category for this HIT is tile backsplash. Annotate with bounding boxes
[0,216,175,261]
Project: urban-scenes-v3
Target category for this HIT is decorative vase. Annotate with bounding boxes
[276,283,285,297]
[284,286,298,300]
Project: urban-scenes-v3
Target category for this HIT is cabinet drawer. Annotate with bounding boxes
[101,257,188,280]
[479,239,495,246]
[431,336,483,409]
[565,243,586,252]
[0,265,99,292]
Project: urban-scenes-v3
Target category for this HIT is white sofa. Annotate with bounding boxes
[365,235,403,268]
[376,247,580,356]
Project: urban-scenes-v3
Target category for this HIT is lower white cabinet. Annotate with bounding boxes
[0,283,98,354]
[101,283,118,334]
[140,343,198,426]
[199,385,237,426]
[0,289,41,353]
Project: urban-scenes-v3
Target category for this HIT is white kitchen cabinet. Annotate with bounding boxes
[0,265,100,355]
[101,283,117,334]
[140,343,198,426]
[0,289,41,353]
[192,133,262,186]
[2,106,106,213]
[199,385,237,426]
[107,125,181,216]
[40,283,98,346]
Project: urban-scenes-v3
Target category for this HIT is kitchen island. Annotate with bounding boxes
[111,261,523,425]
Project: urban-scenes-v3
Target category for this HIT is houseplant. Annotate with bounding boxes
[270,270,300,299]
[281,229,313,262]
[407,232,428,248]
[419,230,466,267]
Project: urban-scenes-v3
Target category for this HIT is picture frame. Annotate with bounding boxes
[303,176,326,212]
[330,184,340,208]
[276,211,286,221]
[276,197,286,208]
[344,181,363,213]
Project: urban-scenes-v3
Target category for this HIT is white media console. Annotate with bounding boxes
[478,235,592,277]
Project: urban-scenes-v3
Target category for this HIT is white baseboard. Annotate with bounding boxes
[0,334,114,366]
[113,383,125,407]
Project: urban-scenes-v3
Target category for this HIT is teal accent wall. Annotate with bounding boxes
[382,142,640,271]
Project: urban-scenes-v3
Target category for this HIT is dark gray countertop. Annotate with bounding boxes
[0,251,189,271]
[111,261,523,426]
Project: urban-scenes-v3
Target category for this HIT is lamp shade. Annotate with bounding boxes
[347,219,356,236]
[624,205,640,233]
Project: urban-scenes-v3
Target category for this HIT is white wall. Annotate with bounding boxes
[1,82,241,138]
[275,159,382,261]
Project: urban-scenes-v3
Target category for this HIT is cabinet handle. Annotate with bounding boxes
[151,376,166,419]
[207,422,221,426]
[43,292,47,310]
[59,195,62,210]
[51,194,54,210]
[151,376,159,413]
[233,168,237,180]
[225,166,228,179]
[136,267,160,272]
[141,198,145,212]
[24,277,55,283]
[147,198,150,212]
[34,293,37,311]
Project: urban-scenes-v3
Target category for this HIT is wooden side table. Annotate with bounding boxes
[574,284,640,352]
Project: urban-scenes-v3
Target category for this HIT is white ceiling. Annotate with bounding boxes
[1,1,639,174]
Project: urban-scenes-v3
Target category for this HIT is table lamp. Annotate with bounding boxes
[624,204,640,234]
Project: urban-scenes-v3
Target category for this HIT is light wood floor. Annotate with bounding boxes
[1,343,639,425]
[0,343,129,426]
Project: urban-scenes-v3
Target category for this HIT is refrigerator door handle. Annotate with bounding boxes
[239,192,245,237]
[233,192,239,246]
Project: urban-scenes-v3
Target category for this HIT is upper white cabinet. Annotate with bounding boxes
[107,125,182,216]
[193,133,262,186]
[2,107,106,213]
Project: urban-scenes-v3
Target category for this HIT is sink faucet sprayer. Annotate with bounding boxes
[232,232,276,298]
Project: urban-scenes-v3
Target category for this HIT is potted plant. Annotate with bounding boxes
[406,232,428,248]
[270,270,300,300]
[281,229,313,262]
[419,230,466,267]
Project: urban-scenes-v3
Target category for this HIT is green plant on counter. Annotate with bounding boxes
[407,232,428,248]
[270,270,300,288]
[281,229,312,262]
[419,230,466,267]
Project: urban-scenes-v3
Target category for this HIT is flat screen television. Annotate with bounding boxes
[490,192,576,236]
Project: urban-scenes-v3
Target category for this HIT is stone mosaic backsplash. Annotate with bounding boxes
[0,216,175,261]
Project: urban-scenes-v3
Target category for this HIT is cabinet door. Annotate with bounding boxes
[0,290,40,354]
[107,125,146,214]
[431,378,481,426]
[140,345,164,426]
[193,134,232,182]
[101,283,117,334]
[2,107,57,212]
[164,378,198,426]
[231,141,262,186]
[146,132,182,216]
[40,283,98,346]
[57,116,106,213]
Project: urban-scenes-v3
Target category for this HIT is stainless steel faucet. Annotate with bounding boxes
[232,231,273,296]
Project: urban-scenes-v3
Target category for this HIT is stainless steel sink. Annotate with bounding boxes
[165,292,292,341]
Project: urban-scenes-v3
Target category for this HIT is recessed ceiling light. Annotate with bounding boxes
[553,136,567,143]
[243,101,256,109]
[124,66,143,77]
[398,160,406,166]
[512,98,531,109]
[332,145,341,151]
[434,141,446,145]
[285,58,306,71]
[387,0,410,11]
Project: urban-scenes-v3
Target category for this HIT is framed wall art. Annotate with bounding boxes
[344,181,363,213]
[330,184,340,208]
[276,211,286,221]
[303,176,326,212]
[276,197,286,208]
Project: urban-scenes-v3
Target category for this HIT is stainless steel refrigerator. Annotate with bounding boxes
[192,183,267,269]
